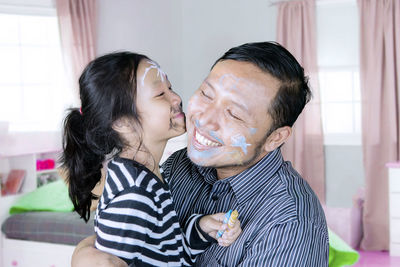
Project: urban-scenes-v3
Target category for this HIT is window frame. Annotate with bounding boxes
[0,0,72,133]
[318,65,362,146]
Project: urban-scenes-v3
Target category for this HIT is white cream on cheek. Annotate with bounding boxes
[230,134,251,155]
[250,128,258,135]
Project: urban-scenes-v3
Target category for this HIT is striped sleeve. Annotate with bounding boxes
[238,221,329,267]
[182,214,210,249]
[179,214,213,265]
[95,187,183,267]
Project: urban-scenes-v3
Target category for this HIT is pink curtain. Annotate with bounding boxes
[56,0,97,100]
[276,0,325,202]
[358,0,400,251]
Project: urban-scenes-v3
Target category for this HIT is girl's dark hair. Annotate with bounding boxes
[213,42,312,135]
[60,51,148,222]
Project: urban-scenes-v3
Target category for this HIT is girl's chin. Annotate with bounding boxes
[170,128,186,138]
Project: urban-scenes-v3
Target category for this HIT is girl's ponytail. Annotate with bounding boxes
[61,108,104,222]
[60,51,148,222]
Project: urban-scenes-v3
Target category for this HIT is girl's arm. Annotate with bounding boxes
[72,235,127,267]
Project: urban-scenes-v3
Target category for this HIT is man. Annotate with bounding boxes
[73,42,329,266]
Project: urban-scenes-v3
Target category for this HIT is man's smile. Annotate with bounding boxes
[193,128,222,149]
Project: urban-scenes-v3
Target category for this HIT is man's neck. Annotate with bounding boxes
[215,150,270,180]
[216,167,244,180]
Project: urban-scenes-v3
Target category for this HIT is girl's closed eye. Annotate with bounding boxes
[156,92,165,97]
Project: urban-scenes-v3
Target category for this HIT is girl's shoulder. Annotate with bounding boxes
[107,157,168,195]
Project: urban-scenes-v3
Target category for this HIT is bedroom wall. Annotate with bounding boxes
[325,146,364,207]
[96,0,183,95]
[96,0,364,209]
[180,0,277,107]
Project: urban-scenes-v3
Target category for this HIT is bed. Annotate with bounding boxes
[1,211,94,267]
[0,179,95,267]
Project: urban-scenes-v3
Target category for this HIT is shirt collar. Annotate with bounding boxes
[195,148,284,205]
[231,148,283,205]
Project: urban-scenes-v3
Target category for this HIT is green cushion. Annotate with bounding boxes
[329,229,359,267]
[9,179,73,214]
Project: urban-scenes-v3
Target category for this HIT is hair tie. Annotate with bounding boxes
[79,107,83,115]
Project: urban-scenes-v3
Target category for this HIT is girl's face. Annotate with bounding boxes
[136,60,186,144]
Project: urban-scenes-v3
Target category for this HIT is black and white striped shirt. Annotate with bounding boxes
[162,148,329,266]
[94,157,210,266]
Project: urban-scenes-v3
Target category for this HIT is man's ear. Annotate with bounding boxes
[263,126,292,153]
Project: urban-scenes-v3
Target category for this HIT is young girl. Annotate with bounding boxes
[61,52,241,266]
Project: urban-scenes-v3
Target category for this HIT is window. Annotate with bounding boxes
[319,68,361,144]
[0,2,73,132]
[317,0,361,145]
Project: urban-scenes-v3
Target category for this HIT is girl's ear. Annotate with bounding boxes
[112,117,136,134]
[262,126,292,153]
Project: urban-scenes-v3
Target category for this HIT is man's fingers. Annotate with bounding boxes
[218,237,231,247]
[219,219,242,245]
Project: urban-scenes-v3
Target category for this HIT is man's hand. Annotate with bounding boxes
[199,213,242,247]
[71,235,128,267]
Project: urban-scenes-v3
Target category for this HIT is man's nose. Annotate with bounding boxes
[198,106,219,130]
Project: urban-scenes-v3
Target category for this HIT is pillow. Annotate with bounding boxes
[329,229,360,267]
[9,179,73,214]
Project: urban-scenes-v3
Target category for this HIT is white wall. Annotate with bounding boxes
[96,0,183,94]
[180,0,277,107]
[325,146,364,207]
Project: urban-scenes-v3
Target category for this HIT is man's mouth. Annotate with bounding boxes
[194,129,221,147]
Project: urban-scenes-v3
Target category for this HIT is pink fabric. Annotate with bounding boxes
[386,162,400,168]
[56,0,97,97]
[276,0,325,202]
[322,187,365,249]
[358,0,400,251]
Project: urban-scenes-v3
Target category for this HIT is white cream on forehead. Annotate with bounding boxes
[217,73,259,93]
[218,73,241,91]
[141,60,166,86]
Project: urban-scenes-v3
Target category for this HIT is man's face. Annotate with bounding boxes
[187,60,281,176]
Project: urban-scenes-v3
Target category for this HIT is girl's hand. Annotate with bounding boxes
[199,213,242,247]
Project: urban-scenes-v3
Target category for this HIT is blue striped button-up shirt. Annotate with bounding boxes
[162,148,329,266]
